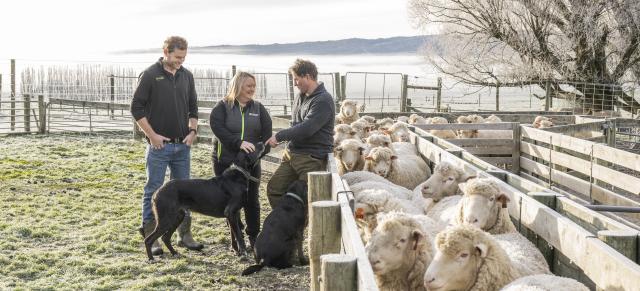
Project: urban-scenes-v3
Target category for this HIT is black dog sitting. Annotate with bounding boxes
[144,143,266,261]
[242,180,309,275]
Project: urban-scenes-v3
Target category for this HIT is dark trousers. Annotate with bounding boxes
[266,149,327,208]
[213,156,261,238]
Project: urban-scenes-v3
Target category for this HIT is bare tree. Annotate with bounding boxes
[408,0,640,112]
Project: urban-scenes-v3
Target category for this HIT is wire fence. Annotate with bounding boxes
[2,59,640,135]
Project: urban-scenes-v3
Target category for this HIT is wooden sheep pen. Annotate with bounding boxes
[409,126,640,290]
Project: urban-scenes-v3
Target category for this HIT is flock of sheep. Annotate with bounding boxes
[331,100,586,291]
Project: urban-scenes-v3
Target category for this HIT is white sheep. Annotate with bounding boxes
[532,116,554,128]
[349,119,371,141]
[419,160,476,202]
[493,233,551,278]
[454,178,517,234]
[456,115,480,138]
[484,114,502,123]
[426,195,462,227]
[377,117,395,131]
[364,147,431,190]
[335,100,361,125]
[476,114,512,139]
[333,124,356,146]
[342,170,391,186]
[409,114,428,125]
[392,141,418,156]
[427,116,458,139]
[396,115,410,123]
[424,225,521,291]
[387,122,411,142]
[354,189,425,232]
[358,115,376,126]
[334,139,365,175]
[351,180,415,201]
[366,212,436,291]
[501,274,589,291]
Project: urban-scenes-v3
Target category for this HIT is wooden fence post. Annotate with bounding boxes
[231,65,236,77]
[308,171,333,203]
[38,95,46,134]
[530,192,558,272]
[512,123,521,173]
[320,254,357,291]
[340,75,347,101]
[605,119,616,147]
[11,59,16,131]
[486,169,508,182]
[334,72,342,100]
[436,77,442,112]
[288,72,295,112]
[401,74,408,112]
[0,73,2,110]
[596,230,638,263]
[23,94,31,132]
[310,201,341,291]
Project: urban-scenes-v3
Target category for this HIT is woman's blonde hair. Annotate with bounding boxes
[225,71,256,103]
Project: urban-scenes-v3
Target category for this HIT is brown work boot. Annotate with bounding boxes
[177,215,204,251]
[139,220,163,256]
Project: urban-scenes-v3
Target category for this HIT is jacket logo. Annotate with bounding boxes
[155,76,164,81]
[248,113,259,117]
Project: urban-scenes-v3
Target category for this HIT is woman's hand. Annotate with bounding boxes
[240,141,255,153]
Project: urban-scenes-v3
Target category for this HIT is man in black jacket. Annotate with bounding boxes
[266,59,335,207]
[130,36,203,255]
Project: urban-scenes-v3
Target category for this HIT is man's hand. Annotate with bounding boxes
[240,141,255,153]
[150,133,169,149]
[266,134,279,147]
[183,130,197,146]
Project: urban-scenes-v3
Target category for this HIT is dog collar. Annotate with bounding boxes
[284,192,305,205]
[224,164,260,183]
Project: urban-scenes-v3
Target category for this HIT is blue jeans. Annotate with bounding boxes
[141,143,191,224]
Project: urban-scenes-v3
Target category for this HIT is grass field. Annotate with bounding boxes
[0,134,310,290]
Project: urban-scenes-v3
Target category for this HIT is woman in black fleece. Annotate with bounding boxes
[210,71,272,250]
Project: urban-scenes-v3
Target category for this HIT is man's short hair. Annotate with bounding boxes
[289,59,318,80]
[163,36,188,53]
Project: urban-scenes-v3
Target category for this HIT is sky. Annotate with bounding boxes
[0,0,424,59]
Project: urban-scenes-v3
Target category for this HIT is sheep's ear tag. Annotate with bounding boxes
[355,208,365,219]
[497,194,509,208]
[475,243,488,258]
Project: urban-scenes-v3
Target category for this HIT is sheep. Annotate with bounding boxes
[335,100,361,125]
[532,116,554,128]
[377,117,395,131]
[493,232,551,277]
[364,147,431,190]
[366,212,435,291]
[475,114,513,139]
[392,142,418,156]
[387,122,411,142]
[409,114,428,125]
[350,180,415,201]
[333,124,356,146]
[342,170,392,186]
[334,139,365,175]
[419,160,476,202]
[454,178,517,235]
[350,119,371,141]
[456,115,480,138]
[426,195,462,226]
[396,115,410,123]
[354,189,425,234]
[366,133,393,150]
[501,274,589,291]
[358,115,377,126]
[424,225,521,291]
[429,116,458,139]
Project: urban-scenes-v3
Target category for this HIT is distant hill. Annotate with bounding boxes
[119,36,435,55]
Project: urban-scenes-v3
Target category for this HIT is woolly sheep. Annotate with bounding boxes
[532,116,553,128]
[387,122,411,142]
[366,133,393,150]
[342,170,391,185]
[456,115,480,138]
[333,124,356,146]
[392,141,418,156]
[335,100,361,125]
[377,117,395,130]
[424,225,520,291]
[501,274,589,291]
[475,115,512,139]
[350,180,415,201]
[358,115,376,126]
[493,233,551,277]
[364,147,431,189]
[419,160,476,202]
[409,114,428,125]
[426,195,462,226]
[350,119,371,141]
[366,212,436,291]
[454,178,517,234]
[484,114,502,123]
[396,115,410,123]
[429,116,458,139]
[334,139,365,175]
[354,189,425,233]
